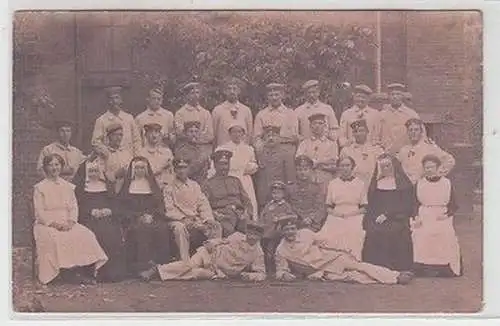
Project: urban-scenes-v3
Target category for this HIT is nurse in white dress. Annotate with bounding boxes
[214,122,259,221]
[33,153,108,285]
[318,156,367,260]
[411,154,461,277]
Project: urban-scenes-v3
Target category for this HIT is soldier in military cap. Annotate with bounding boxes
[254,125,296,209]
[339,84,382,148]
[201,149,253,237]
[296,112,338,193]
[379,83,422,154]
[340,119,385,194]
[212,77,253,147]
[397,118,455,184]
[295,79,339,142]
[92,86,141,155]
[137,122,174,189]
[37,120,85,182]
[163,158,221,262]
[174,120,211,185]
[155,221,266,282]
[259,181,296,275]
[285,155,328,232]
[102,122,133,194]
[135,86,175,148]
[174,82,214,157]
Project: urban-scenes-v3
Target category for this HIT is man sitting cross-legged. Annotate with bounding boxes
[275,216,414,284]
[150,222,267,282]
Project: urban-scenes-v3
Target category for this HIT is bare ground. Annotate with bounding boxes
[12,211,482,314]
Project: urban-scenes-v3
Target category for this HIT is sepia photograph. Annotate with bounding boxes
[11,10,482,314]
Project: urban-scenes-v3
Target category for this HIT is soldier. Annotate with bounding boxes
[135,87,175,148]
[92,86,141,155]
[296,113,338,193]
[379,83,421,155]
[163,158,221,262]
[339,84,382,148]
[340,119,385,193]
[254,125,295,209]
[174,121,211,185]
[285,155,328,232]
[212,77,253,147]
[202,150,253,237]
[137,122,174,189]
[101,123,133,194]
[174,82,214,157]
[397,118,455,184]
[37,120,85,182]
[295,79,339,142]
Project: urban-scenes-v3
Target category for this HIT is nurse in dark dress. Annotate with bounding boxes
[74,152,127,282]
[118,156,172,279]
[362,153,415,272]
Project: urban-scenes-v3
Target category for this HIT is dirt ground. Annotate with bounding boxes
[12,211,482,314]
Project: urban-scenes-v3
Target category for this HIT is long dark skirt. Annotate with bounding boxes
[362,228,413,272]
[125,219,172,275]
[82,216,127,282]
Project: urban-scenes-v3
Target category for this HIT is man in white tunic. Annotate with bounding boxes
[340,119,385,192]
[212,77,253,147]
[295,80,339,142]
[164,158,221,261]
[174,82,214,156]
[397,118,455,184]
[135,87,175,148]
[339,84,382,148]
[295,113,338,193]
[92,86,141,156]
[137,122,174,189]
[102,123,133,194]
[155,222,266,281]
[379,83,421,155]
[37,120,85,182]
[275,217,414,284]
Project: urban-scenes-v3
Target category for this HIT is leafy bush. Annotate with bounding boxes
[129,12,375,112]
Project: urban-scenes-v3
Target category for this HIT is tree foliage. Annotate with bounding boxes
[129,12,375,112]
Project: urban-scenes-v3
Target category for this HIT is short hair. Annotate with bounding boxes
[421,154,442,167]
[337,156,356,169]
[42,153,65,174]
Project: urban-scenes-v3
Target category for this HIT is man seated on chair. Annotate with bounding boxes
[163,158,222,262]
[202,149,253,237]
[150,222,266,282]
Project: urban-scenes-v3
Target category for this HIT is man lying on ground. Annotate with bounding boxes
[275,216,414,284]
[144,222,267,282]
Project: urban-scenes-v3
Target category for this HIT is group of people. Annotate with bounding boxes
[32,77,461,286]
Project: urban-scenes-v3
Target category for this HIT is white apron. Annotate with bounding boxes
[412,177,461,275]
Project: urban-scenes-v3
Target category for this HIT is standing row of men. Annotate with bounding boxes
[37,77,456,222]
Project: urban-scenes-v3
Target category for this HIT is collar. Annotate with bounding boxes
[305,100,320,108]
[146,107,165,116]
[54,142,72,151]
[426,176,442,182]
[185,104,201,111]
[224,100,241,108]
[353,105,368,112]
[106,110,123,120]
[47,176,62,185]
[145,145,162,154]
[268,104,285,112]
[107,146,124,153]
[339,175,355,182]
[311,135,327,142]
[271,199,286,205]
[389,104,407,112]
[174,177,190,187]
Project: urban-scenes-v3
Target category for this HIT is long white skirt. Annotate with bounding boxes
[34,223,109,284]
[412,206,461,275]
[317,213,365,261]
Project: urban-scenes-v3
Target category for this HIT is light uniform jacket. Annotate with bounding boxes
[339,105,382,148]
[295,101,339,142]
[92,110,141,155]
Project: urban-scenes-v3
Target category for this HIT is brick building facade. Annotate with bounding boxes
[12,11,481,246]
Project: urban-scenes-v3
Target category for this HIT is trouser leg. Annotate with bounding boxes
[343,255,399,284]
[170,221,190,261]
